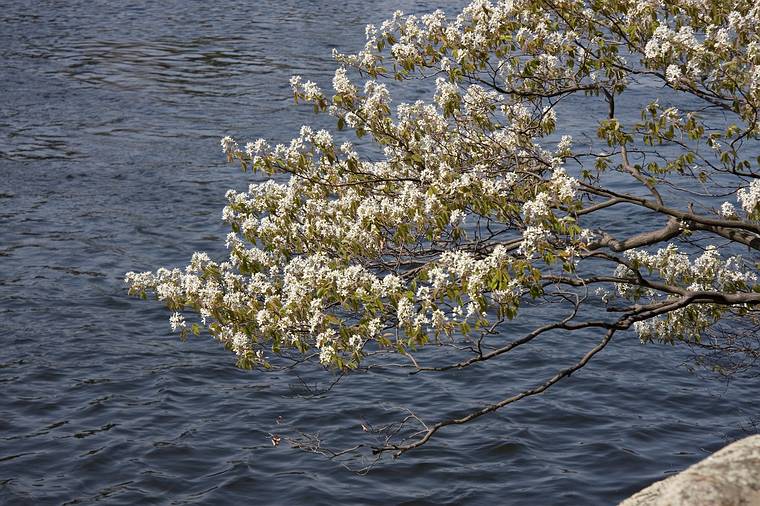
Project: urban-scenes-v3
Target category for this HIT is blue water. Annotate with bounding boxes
[1,1,757,504]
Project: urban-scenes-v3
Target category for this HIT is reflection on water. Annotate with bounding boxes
[1,1,757,504]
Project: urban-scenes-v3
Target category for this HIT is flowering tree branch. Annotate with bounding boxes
[127,0,760,457]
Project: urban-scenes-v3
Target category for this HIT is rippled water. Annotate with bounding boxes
[1,2,758,504]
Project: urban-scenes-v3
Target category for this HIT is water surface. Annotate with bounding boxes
[1,1,758,504]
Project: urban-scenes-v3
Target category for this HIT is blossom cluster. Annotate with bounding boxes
[737,180,760,219]
[128,0,760,373]
[613,244,757,343]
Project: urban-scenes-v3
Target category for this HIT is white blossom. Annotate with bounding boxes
[720,202,738,218]
[519,226,550,258]
[332,67,356,96]
[221,136,238,156]
[737,180,760,217]
[665,64,682,83]
[169,312,186,332]
[396,297,416,326]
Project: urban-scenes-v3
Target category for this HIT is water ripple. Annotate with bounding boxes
[1,1,758,505]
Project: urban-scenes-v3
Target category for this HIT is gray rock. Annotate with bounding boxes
[620,435,760,506]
